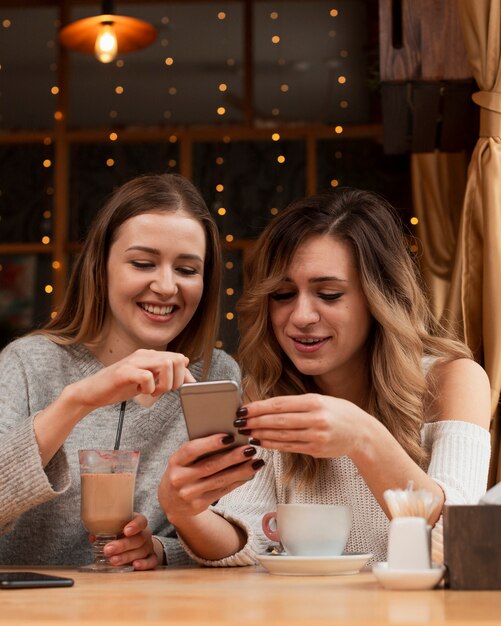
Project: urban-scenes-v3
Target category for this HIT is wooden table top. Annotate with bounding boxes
[0,565,500,626]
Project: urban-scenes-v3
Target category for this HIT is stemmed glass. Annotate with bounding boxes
[79,449,140,573]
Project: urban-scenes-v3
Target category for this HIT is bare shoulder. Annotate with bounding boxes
[425,358,491,429]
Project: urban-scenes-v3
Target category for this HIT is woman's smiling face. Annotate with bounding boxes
[269,234,372,391]
[102,210,206,359]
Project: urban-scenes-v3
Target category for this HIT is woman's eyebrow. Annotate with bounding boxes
[125,245,160,255]
[125,246,204,263]
[281,276,348,284]
[309,276,348,284]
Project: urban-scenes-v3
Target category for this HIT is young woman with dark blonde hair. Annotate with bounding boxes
[0,173,261,568]
[161,187,491,565]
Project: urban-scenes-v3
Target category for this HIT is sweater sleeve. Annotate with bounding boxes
[422,420,491,563]
[0,341,71,534]
[179,448,278,567]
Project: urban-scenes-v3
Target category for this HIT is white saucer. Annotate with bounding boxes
[257,553,372,576]
[372,562,445,590]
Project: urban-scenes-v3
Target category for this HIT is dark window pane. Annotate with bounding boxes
[0,254,52,347]
[194,139,305,240]
[69,142,179,240]
[0,144,54,243]
[0,7,57,131]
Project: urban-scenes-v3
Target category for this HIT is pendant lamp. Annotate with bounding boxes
[59,0,157,64]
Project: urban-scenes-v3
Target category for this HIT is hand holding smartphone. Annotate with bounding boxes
[179,380,249,455]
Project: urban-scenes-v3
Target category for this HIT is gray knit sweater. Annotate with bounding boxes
[0,335,240,566]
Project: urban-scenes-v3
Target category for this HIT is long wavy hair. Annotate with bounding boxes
[237,188,471,486]
[36,173,222,375]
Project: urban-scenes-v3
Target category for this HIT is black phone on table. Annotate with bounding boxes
[0,572,74,589]
[179,380,249,456]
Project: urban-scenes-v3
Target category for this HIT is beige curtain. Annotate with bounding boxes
[411,152,467,320]
[446,0,501,480]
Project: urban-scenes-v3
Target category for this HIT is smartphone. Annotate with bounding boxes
[179,380,249,453]
[0,572,74,589]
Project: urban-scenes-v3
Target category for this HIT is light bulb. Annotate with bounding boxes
[94,23,117,63]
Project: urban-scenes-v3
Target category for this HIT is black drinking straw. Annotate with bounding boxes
[114,401,127,450]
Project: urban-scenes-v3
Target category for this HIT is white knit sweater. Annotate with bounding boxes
[182,419,491,566]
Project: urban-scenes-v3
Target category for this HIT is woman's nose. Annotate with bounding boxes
[151,268,178,295]
[290,296,320,326]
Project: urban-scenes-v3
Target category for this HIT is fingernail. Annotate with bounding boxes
[110,556,121,564]
[124,526,133,535]
[104,545,114,555]
[233,418,247,427]
[236,407,248,417]
[238,428,251,436]
[249,438,261,446]
[221,434,235,445]
[243,447,257,457]
[252,459,265,470]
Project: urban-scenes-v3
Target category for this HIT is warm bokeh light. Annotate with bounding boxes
[115,85,124,95]
[225,234,234,242]
[165,57,174,66]
[218,207,226,215]
[335,125,343,134]
[410,217,419,225]
[45,285,53,294]
[41,236,50,244]
[277,155,285,163]
[109,132,118,141]
[217,106,226,115]
[272,133,280,141]
[216,184,224,192]
[52,261,61,270]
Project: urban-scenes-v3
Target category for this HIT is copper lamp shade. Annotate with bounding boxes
[59,14,157,59]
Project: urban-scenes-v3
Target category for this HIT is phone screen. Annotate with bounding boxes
[0,572,74,589]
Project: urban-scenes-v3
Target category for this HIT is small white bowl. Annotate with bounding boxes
[372,562,445,590]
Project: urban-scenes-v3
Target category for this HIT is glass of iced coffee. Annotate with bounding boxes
[78,449,140,573]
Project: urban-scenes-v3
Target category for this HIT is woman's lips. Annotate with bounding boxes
[291,336,330,353]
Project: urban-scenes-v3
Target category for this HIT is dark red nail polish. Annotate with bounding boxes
[251,459,265,470]
[249,438,261,446]
[221,434,235,445]
[236,407,248,417]
[233,418,247,427]
[238,428,251,436]
[243,447,257,457]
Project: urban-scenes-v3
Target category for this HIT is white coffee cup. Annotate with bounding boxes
[262,503,352,557]
[387,516,431,570]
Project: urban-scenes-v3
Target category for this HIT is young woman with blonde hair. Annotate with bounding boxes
[161,187,491,565]
[0,173,260,568]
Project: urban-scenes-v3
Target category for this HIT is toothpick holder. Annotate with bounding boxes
[387,516,431,570]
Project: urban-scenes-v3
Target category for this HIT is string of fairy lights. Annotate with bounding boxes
[0,4,421,342]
